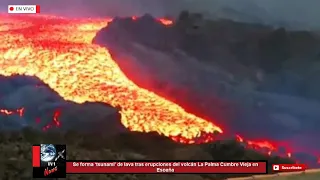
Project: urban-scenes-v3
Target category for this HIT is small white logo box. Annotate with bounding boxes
[273,164,280,171]
[8,5,40,14]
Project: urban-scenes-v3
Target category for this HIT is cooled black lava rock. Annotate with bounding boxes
[93,14,178,51]
[54,102,127,135]
[0,75,45,97]
[0,75,126,135]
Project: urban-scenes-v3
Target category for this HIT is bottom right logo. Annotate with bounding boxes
[273,164,280,171]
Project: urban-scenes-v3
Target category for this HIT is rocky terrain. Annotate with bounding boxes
[0,75,126,135]
[0,11,319,179]
[0,75,295,179]
[93,12,320,166]
[1,128,293,179]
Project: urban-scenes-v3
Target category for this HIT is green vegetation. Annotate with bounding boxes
[0,128,294,180]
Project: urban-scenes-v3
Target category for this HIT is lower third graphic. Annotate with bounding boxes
[33,144,67,178]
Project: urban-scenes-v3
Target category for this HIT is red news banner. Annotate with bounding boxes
[67,161,267,173]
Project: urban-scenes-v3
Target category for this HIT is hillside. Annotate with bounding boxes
[0,12,319,179]
[1,128,294,179]
[93,13,320,167]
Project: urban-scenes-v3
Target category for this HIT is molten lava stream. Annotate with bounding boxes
[0,108,24,117]
[1,15,318,163]
[0,14,221,143]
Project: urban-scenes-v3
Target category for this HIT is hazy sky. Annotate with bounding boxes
[1,0,320,28]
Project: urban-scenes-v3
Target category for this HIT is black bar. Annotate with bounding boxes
[68,160,268,162]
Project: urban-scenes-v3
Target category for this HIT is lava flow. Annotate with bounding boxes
[0,14,318,162]
[0,14,220,143]
[0,108,24,117]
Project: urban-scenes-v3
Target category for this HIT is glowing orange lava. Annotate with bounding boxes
[0,14,318,163]
[236,134,291,158]
[131,16,173,25]
[0,14,221,143]
[0,108,24,117]
[42,110,61,131]
[0,107,60,129]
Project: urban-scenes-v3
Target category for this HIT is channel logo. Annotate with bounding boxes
[32,144,66,178]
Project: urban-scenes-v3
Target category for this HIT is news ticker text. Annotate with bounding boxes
[67,161,267,173]
[32,145,307,178]
[34,160,307,177]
